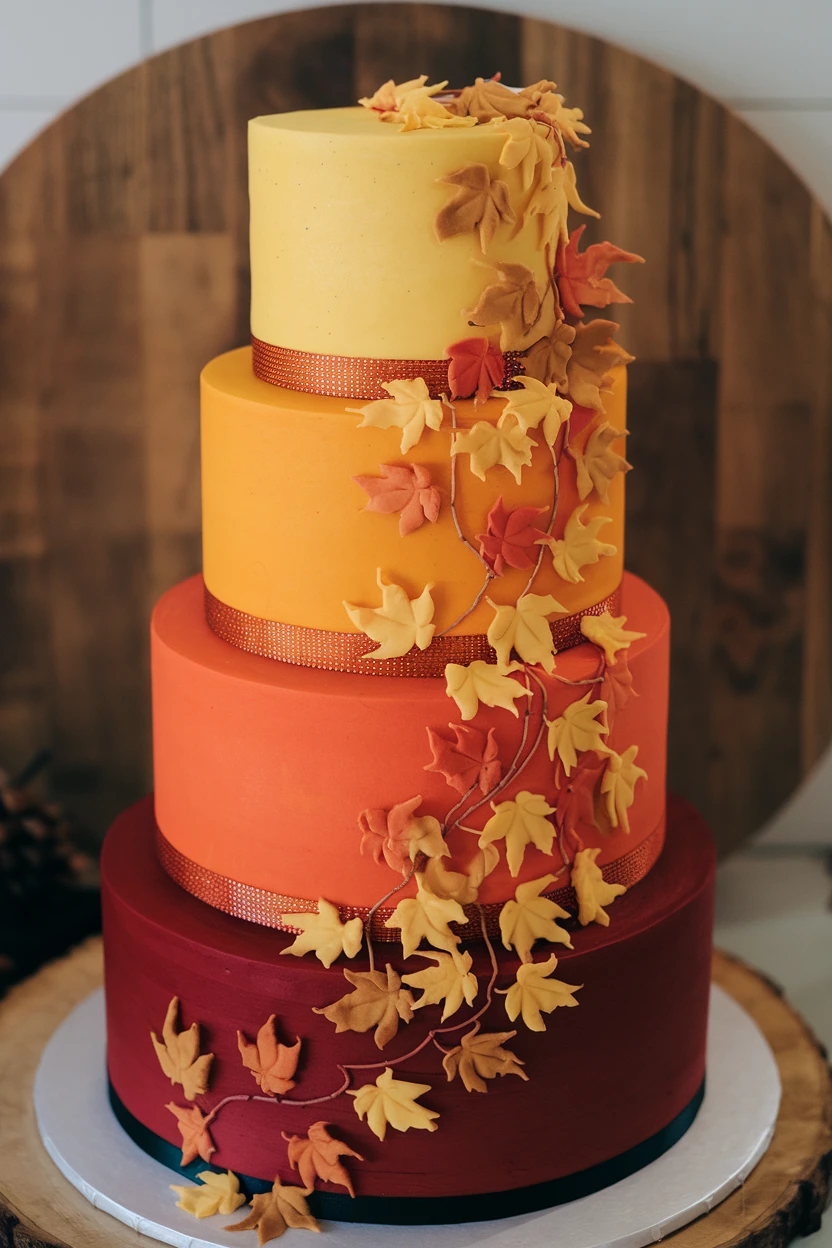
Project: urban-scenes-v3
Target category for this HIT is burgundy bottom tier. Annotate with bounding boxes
[101,793,715,1224]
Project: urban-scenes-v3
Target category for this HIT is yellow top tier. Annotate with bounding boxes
[249,106,553,360]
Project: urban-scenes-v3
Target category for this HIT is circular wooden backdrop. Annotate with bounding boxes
[1,6,831,856]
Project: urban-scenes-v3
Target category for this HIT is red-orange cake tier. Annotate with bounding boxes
[152,571,668,924]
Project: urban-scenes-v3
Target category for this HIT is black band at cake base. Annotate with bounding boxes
[108,1078,705,1225]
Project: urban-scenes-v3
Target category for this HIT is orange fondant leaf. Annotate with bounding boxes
[555,752,606,839]
[476,496,546,576]
[571,846,626,926]
[580,611,646,664]
[151,997,214,1101]
[467,262,546,352]
[348,1067,439,1141]
[556,226,644,319]
[166,1102,215,1167]
[475,790,556,878]
[565,320,634,412]
[282,1122,364,1198]
[522,321,576,390]
[226,1178,320,1242]
[546,690,609,776]
[499,873,571,962]
[486,592,565,674]
[237,1015,301,1096]
[451,418,536,484]
[344,570,435,661]
[602,652,637,715]
[359,75,439,114]
[314,964,415,1050]
[385,872,467,966]
[568,421,632,503]
[280,898,364,968]
[424,723,502,795]
[538,503,616,585]
[600,745,648,834]
[402,950,478,1021]
[171,1170,246,1219]
[359,794,449,875]
[498,953,582,1032]
[442,1028,528,1092]
[435,164,516,253]
[519,81,592,149]
[446,337,506,405]
[353,463,441,536]
[444,658,532,721]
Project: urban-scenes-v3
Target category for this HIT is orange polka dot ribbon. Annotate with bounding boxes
[156,818,665,941]
[204,585,623,676]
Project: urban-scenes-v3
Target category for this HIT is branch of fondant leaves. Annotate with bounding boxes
[363,861,417,975]
[520,419,565,599]
[437,397,495,638]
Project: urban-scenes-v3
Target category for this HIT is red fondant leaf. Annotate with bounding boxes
[555,226,644,320]
[476,495,547,576]
[447,337,506,406]
[555,752,606,840]
[166,1103,215,1167]
[358,796,447,875]
[237,1015,301,1096]
[602,652,637,719]
[424,724,502,795]
[282,1122,364,1197]
[353,464,441,537]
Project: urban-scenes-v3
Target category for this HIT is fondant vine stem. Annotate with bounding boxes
[441,778,480,836]
[521,430,562,598]
[437,397,495,637]
[201,1092,278,1128]
[364,862,416,973]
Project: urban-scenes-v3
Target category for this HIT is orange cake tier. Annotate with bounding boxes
[201,347,626,645]
[152,571,667,929]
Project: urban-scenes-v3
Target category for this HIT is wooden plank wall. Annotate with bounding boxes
[0,5,830,854]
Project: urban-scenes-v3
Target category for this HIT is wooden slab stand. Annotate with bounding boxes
[0,941,828,1248]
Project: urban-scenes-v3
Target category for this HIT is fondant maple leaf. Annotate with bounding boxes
[522,320,576,390]
[349,1068,439,1141]
[487,591,565,673]
[403,950,479,1021]
[447,336,506,405]
[555,752,605,838]
[171,1170,246,1219]
[353,463,440,537]
[546,691,609,776]
[344,570,435,661]
[421,853,485,905]
[467,262,544,351]
[280,899,364,968]
[600,745,648,834]
[359,794,449,875]
[435,164,516,254]
[452,418,536,484]
[282,1123,364,1198]
[225,1178,319,1242]
[448,77,533,123]
[442,1028,529,1093]
[166,1102,215,1167]
[237,1015,301,1096]
[519,80,592,149]
[580,611,646,664]
[475,790,556,878]
[445,658,532,721]
[603,652,637,715]
[493,376,572,444]
[571,847,626,926]
[349,378,444,454]
[476,496,546,576]
[394,85,477,133]
[499,873,572,962]
[540,160,599,244]
[569,420,632,503]
[556,225,644,319]
[499,953,582,1032]
[539,503,617,584]
[565,320,634,412]
[358,75,439,113]
[151,997,213,1101]
[424,723,501,795]
[314,964,415,1050]
[386,872,467,966]
[497,117,554,191]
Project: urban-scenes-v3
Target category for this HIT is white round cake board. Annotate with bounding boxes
[34,986,779,1248]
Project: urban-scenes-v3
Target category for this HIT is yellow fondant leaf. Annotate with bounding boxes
[519,80,592,149]
[600,745,648,834]
[580,611,646,664]
[348,1067,439,1141]
[395,86,478,132]
[571,846,626,926]
[442,1028,528,1093]
[451,418,535,484]
[151,997,214,1101]
[540,503,617,584]
[225,1178,320,1242]
[280,898,364,968]
[358,75,441,113]
[497,117,554,191]
[171,1170,246,1220]
[486,592,564,674]
[475,790,556,878]
[569,421,632,503]
[545,690,609,777]
[499,953,582,1032]
[493,376,572,445]
[499,873,572,962]
[386,873,467,967]
[421,853,482,905]
[566,320,633,411]
[349,378,444,454]
[344,570,435,661]
[444,659,532,721]
[314,964,415,1050]
[402,950,479,1021]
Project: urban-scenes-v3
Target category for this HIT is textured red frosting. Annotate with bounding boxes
[102,795,714,1201]
[151,572,669,909]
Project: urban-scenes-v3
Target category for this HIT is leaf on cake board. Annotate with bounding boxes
[444,659,532,721]
[359,794,449,875]
[348,1067,439,1141]
[472,790,557,878]
[446,336,506,405]
[538,503,616,584]
[171,1170,246,1219]
[486,592,564,673]
[348,378,444,454]
[402,950,479,1021]
[166,1103,216,1167]
[386,872,468,966]
[555,225,644,319]
[580,611,646,665]
[499,873,572,962]
[476,496,547,576]
[314,964,415,1050]
[492,377,572,445]
[424,722,502,795]
[282,1122,364,1197]
[150,997,214,1101]
[225,1178,320,1242]
[600,745,648,834]
[353,463,441,536]
[498,953,582,1032]
[343,570,435,661]
[435,163,516,253]
[442,1028,529,1093]
[545,690,609,776]
[571,847,627,927]
[237,1015,302,1095]
[279,898,364,968]
[568,421,632,503]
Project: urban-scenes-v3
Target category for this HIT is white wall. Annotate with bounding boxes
[1,0,831,845]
